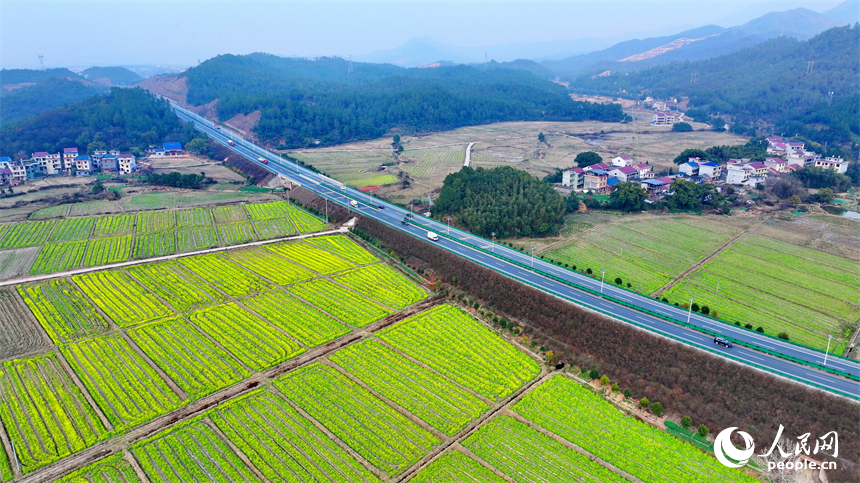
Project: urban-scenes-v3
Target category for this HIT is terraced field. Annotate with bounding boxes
[73,271,172,327]
[225,246,315,286]
[0,220,55,248]
[48,217,95,242]
[133,232,176,259]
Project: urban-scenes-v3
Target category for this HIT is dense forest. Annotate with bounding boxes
[0,88,198,157]
[571,25,860,151]
[0,78,106,126]
[434,166,566,238]
[81,66,143,85]
[183,54,628,148]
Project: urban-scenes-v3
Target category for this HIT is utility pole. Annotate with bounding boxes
[806,60,814,74]
[827,91,834,107]
[491,232,495,253]
[687,296,694,324]
[446,216,452,235]
[530,245,535,267]
[38,54,44,70]
[600,269,607,293]
[823,335,832,366]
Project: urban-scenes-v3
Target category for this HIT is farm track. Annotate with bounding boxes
[17,295,445,483]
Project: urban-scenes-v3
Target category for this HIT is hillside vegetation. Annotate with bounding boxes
[182,53,627,148]
[82,66,143,85]
[0,78,106,126]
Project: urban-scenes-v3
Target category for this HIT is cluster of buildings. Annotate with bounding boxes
[562,155,655,193]
[0,142,184,186]
[765,137,848,174]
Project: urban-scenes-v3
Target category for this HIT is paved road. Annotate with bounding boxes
[464,142,475,167]
[173,105,860,400]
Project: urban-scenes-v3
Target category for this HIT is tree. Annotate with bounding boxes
[765,176,806,199]
[565,192,581,213]
[575,151,603,168]
[792,166,852,191]
[396,145,404,154]
[640,397,649,408]
[816,187,834,203]
[710,117,726,132]
[623,388,632,398]
[599,375,610,385]
[538,132,546,144]
[90,181,105,194]
[790,195,802,206]
[589,368,600,380]
[614,277,622,285]
[650,402,663,417]
[697,424,709,438]
[778,332,790,340]
[672,122,693,132]
[666,179,703,210]
[700,305,710,315]
[846,162,860,185]
[392,134,401,145]
[672,148,717,165]
[185,137,209,154]
[691,302,700,312]
[681,415,693,429]
[609,182,647,212]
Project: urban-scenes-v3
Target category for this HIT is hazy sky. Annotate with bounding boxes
[0,1,844,69]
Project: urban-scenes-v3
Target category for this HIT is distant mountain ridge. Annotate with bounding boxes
[82,66,143,86]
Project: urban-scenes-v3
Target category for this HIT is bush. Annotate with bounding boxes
[661,297,668,303]
[650,402,663,417]
[614,277,622,285]
[500,320,508,328]
[681,415,693,429]
[744,323,753,329]
[611,382,620,392]
[571,265,576,270]
[700,305,710,315]
[698,424,709,438]
[756,326,764,333]
[777,332,790,340]
[623,388,632,398]
[640,397,649,409]
[672,122,693,132]
[691,302,700,312]
[589,369,600,380]
[600,375,610,386]
[586,268,593,275]
[627,282,632,288]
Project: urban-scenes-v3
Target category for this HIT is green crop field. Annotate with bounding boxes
[174,226,218,252]
[187,303,304,371]
[380,305,540,402]
[210,388,380,483]
[514,376,758,483]
[132,421,260,482]
[176,207,212,227]
[217,222,258,245]
[56,453,141,483]
[30,240,87,274]
[29,204,70,220]
[135,211,175,234]
[267,241,355,274]
[129,316,251,399]
[128,261,227,313]
[464,415,626,483]
[224,247,314,285]
[19,279,108,343]
[0,353,108,473]
[410,450,505,483]
[331,339,488,436]
[276,363,440,476]
[69,200,122,217]
[246,200,290,220]
[73,271,172,327]
[253,218,297,239]
[179,253,274,297]
[213,204,250,224]
[334,264,427,309]
[346,174,398,187]
[243,290,351,347]
[48,217,94,242]
[306,235,377,264]
[61,333,183,430]
[133,231,176,259]
[284,204,328,233]
[83,235,132,266]
[124,194,175,211]
[93,214,135,238]
[289,278,393,327]
[581,229,689,276]
[733,237,860,288]
[0,220,55,248]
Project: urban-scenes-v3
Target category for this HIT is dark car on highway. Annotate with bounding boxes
[714,337,733,348]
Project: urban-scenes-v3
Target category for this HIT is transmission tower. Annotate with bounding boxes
[348,55,353,74]
[827,91,834,106]
[690,72,697,85]
[37,54,45,70]
[484,52,488,71]
[806,60,814,74]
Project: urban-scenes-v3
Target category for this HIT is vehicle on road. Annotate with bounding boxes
[228,140,235,146]
[258,157,268,165]
[427,231,440,241]
[401,218,409,225]
[378,204,385,209]
[714,337,733,348]
[349,199,359,208]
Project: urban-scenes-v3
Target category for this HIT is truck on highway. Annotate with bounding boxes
[258,157,268,165]
[427,231,439,241]
[228,140,235,147]
[349,199,358,208]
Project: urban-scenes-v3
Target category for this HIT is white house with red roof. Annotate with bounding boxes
[763,157,787,173]
[583,162,610,172]
[632,163,654,179]
[608,165,638,182]
[611,155,633,167]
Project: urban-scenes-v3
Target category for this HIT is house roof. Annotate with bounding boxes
[586,162,609,170]
[63,147,78,153]
[163,142,182,150]
[0,157,10,162]
[615,166,637,174]
[615,155,632,160]
[0,169,11,175]
[766,136,783,143]
[786,141,804,147]
[75,155,91,160]
[632,163,650,170]
[656,177,674,183]
[588,169,608,176]
[654,112,669,117]
[565,167,584,174]
[607,177,622,186]
[101,155,118,159]
[748,162,766,169]
[33,151,48,157]
[643,179,666,186]
[700,161,720,167]
[155,149,165,153]
[118,154,134,159]
[683,161,699,169]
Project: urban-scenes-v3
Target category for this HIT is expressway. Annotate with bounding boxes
[172,104,860,400]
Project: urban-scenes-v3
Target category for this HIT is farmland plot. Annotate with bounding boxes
[29,204,70,220]
[224,247,314,285]
[379,305,540,402]
[179,254,274,297]
[213,205,250,224]
[135,211,175,234]
[581,229,688,276]
[334,264,427,309]
[19,279,108,343]
[732,238,860,288]
[187,303,304,371]
[253,218,297,239]
[218,222,258,245]
[267,242,355,274]
[0,247,41,280]
[0,289,48,359]
[129,317,251,399]
[409,450,505,483]
[31,240,87,274]
[124,194,174,212]
[246,201,290,221]
[132,232,176,259]
[69,201,122,217]
[210,388,380,483]
[93,214,135,238]
[464,415,626,483]
[48,217,95,242]
[544,241,671,294]
[513,376,758,483]
[243,291,351,347]
[0,353,108,473]
[132,421,260,483]
[175,226,218,252]
[73,271,172,327]
[284,204,328,233]
[276,364,440,476]
[306,235,378,265]
[331,339,488,436]
[176,207,212,227]
[128,262,227,312]
[83,235,133,267]
[56,453,141,483]
[289,279,392,327]
[0,220,55,248]
[61,333,183,430]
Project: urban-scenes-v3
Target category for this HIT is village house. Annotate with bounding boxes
[118,154,137,174]
[583,169,609,193]
[632,163,654,179]
[611,155,633,167]
[810,156,849,174]
[582,162,610,172]
[561,167,585,190]
[651,112,675,125]
[62,148,78,168]
[608,165,638,182]
[763,157,787,173]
